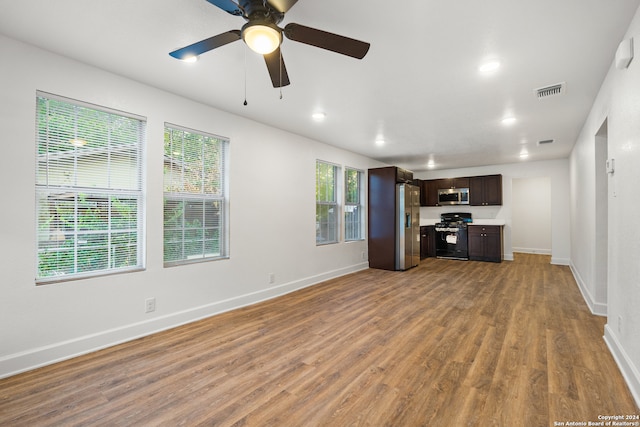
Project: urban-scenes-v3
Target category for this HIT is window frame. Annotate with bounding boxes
[35,91,146,284]
[316,160,341,245]
[163,123,230,266]
[344,167,365,242]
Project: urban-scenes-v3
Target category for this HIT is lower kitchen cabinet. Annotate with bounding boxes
[420,225,436,259]
[468,225,503,262]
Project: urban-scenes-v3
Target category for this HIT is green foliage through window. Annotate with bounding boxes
[35,93,145,282]
[163,124,228,265]
[345,168,363,241]
[316,160,339,244]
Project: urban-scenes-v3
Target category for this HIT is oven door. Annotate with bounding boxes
[435,227,469,260]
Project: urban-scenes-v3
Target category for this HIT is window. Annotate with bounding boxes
[163,124,229,265]
[35,92,145,283]
[316,160,340,245]
[344,167,364,241]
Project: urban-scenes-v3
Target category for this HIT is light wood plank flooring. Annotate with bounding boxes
[1,254,638,426]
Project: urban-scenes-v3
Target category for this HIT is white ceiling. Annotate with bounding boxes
[1,0,639,171]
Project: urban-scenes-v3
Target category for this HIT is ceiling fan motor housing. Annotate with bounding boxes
[240,0,285,24]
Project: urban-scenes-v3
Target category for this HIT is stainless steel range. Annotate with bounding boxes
[435,212,472,260]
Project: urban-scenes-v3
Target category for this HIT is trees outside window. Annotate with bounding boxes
[316,160,340,245]
[163,124,229,265]
[345,168,364,241]
[35,93,145,283]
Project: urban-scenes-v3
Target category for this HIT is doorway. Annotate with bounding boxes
[594,119,608,314]
[512,177,552,256]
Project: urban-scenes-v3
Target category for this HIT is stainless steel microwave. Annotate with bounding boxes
[437,188,469,205]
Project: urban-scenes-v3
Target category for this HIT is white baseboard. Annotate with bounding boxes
[604,324,640,410]
[569,262,607,316]
[512,247,552,255]
[551,257,570,266]
[0,262,369,379]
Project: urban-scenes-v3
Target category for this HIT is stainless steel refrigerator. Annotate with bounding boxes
[395,183,421,270]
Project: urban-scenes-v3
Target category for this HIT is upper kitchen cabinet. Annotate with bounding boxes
[421,179,440,206]
[469,174,502,206]
[395,167,414,183]
[440,177,470,189]
[420,178,470,206]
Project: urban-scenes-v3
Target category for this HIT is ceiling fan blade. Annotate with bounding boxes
[264,47,290,87]
[267,0,299,13]
[169,30,241,60]
[284,23,370,59]
[205,0,243,16]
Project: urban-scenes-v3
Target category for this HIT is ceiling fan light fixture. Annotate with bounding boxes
[242,22,282,54]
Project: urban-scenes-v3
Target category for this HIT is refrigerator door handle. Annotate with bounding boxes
[406,213,411,229]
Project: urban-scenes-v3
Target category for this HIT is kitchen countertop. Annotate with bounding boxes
[420,219,506,226]
[470,219,506,226]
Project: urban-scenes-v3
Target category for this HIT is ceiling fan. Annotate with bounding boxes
[169,0,371,87]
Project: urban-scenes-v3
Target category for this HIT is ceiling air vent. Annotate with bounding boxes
[535,82,565,99]
[537,139,555,146]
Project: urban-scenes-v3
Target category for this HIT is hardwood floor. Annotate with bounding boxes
[1,254,637,426]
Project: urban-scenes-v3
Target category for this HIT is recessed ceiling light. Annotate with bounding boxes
[501,116,516,126]
[427,161,435,169]
[312,112,326,121]
[519,151,529,159]
[375,138,385,146]
[479,61,500,74]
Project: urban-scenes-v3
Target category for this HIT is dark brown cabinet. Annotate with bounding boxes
[421,179,441,206]
[440,177,470,189]
[420,225,436,259]
[421,178,467,206]
[421,174,501,207]
[395,167,414,183]
[368,166,420,271]
[468,225,503,262]
[368,167,398,270]
[469,175,502,206]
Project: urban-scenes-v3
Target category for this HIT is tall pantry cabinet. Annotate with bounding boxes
[367,166,420,271]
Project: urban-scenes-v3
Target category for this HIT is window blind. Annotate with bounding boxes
[163,124,229,265]
[344,167,364,241]
[316,160,340,245]
[35,92,145,283]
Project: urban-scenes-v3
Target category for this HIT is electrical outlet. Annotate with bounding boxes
[268,273,275,284]
[361,251,366,260]
[145,297,156,313]
[618,315,623,334]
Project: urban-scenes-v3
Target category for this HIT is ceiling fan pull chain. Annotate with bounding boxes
[279,47,283,99]
[243,45,248,106]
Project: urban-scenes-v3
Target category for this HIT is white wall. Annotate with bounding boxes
[569,6,640,407]
[0,34,385,378]
[512,177,552,254]
[415,159,570,265]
